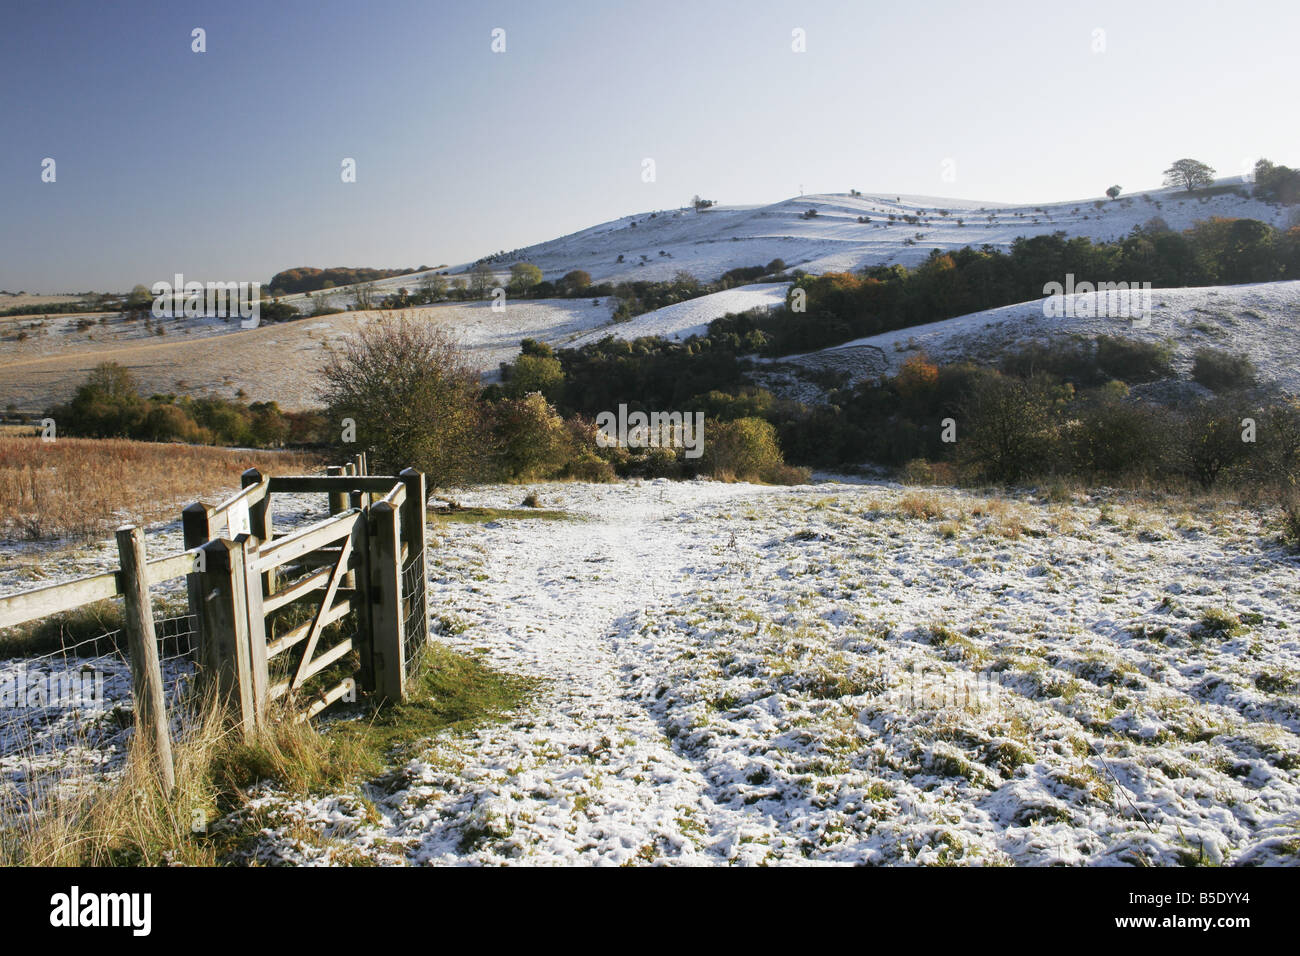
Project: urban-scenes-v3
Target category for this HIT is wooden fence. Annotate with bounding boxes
[0,455,430,793]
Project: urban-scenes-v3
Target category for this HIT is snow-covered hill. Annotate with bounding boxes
[278,179,1292,307]
[757,280,1300,398]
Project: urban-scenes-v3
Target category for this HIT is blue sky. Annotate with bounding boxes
[1,0,1296,291]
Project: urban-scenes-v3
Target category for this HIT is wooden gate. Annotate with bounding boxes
[185,460,429,735]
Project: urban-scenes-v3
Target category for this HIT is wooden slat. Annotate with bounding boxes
[265,596,355,659]
[255,509,359,572]
[0,570,120,630]
[267,476,406,495]
[262,565,332,614]
[269,635,355,700]
[0,547,200,631]
[146,551,196,585]
[295,677,357,723]
[290,534,353,689]
[210,476,268,520]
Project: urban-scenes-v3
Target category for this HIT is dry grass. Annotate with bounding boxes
[0,696,369,866]
[897,491,946,520]
[0,436,323,542]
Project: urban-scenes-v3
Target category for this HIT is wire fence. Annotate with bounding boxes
[402,549,428,678]
[0,612,198,814]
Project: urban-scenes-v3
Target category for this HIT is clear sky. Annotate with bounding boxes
[1,0,1296,291]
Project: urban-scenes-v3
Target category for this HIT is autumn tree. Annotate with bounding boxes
[318,319,485,484]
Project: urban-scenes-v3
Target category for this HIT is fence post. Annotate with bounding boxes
[398,467,429,653]
[242,468,275,599]
[241,538,269,727]
[326,465,347,515]
[352,512,375,693]
[115,526,176,795]
[195,536,257,738]
[369,500,406,702]
[182,500,212,670]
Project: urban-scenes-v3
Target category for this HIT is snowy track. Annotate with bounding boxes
[237,480,1300,866]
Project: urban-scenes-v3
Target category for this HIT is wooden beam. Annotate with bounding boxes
[0,571,119,630]
[268,476,402,495]
[255,509,358,573]
[116,526,176,795]
[265,596,355,659]
[325,466,347,515]
[195,537,256,737]
[289,534,353,690]
[269,634,355,701]
[262,565,332,614]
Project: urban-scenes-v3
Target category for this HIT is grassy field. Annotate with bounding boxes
[0,436,323,542]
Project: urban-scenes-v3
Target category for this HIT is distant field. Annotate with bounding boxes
[0,300,613,413]
[0,436,323,543]
[0,293,86,312]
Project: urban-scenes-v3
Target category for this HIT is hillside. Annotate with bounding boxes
[3,180,1294,414]
[278,179,1292,307]
[756,280,1300,400]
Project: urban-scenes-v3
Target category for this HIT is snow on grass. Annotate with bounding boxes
[568,283,790,346]
[769,280,1300,394]
[235,480,1300,866]
[276,180,1291,294]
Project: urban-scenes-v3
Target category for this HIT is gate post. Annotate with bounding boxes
[369,500,406,702]
[399,468,429,653]
[195,536,258,737]
[182,500,212,674]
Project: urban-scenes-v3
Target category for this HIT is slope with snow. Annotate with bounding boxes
[276,179,1292,303]
[758,280,1300,396]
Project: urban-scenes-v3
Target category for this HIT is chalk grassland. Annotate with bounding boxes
[0,299,612,414]
[0,436,322,544]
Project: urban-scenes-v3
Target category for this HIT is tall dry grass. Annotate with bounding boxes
[0,436,323,541]
[0,694,373,866]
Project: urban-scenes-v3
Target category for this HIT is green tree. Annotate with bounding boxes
[491,392,572,480]
[508,262,543,294]
[1163,158,1216,193]
[505,353,564,401]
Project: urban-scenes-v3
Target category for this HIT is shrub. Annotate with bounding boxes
[491,392,572,481]
[1192,348,1256,391]
[701,417,787,482]
[1095,336,1173,383]
[564,451,616,483]
[1179,400,1251,488]
[1281,491,1300,548]
[504,352,564,401]
[317,319,485,484]
[901,458,936,485]
[1070,399,1169,480]
[957,373,1060,482]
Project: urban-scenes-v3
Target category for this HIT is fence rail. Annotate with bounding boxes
[0,453,430,798]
